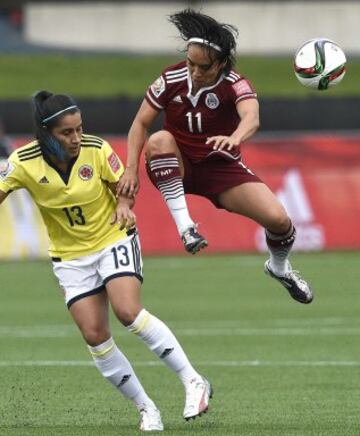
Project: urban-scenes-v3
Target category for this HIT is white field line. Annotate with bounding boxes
[1,325,360,337]
[0,360,360,367]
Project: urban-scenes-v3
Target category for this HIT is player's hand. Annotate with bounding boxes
[111,204,136,230]
[116,168,139,198]
[206,135,240,151]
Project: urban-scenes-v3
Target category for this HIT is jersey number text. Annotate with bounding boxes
[111,245,130,268]
[186,112,202,133]
[62,206,86,226]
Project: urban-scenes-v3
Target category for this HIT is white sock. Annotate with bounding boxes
[88,337,155,411]
[167,197,194,236]
[266,224,296,276]
[128,309,200,386]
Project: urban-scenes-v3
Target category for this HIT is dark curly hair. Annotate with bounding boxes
[169,9,238,73]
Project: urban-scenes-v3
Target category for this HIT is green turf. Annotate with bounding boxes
[0,252,359,435]
[0,54,359,99]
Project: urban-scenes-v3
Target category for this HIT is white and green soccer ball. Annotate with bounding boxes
[294,38,346,90]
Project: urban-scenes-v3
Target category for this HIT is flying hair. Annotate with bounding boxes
[169,9,238,73]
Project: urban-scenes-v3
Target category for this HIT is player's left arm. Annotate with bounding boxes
[108,182,136,230]
[206,98,260,151]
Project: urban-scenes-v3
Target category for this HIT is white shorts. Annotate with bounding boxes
[52,230,143,308]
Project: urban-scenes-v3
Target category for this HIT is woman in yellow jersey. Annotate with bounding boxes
[0,91,212,432]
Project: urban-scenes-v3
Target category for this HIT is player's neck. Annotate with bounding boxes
[48,154,73,173]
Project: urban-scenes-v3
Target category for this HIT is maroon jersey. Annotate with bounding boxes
[145,61,257,162]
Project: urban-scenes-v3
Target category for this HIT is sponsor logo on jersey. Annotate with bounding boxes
[108,152,121,173]
[205,93,220,109]
[0,160,15,180]
[38,176,50,184]
[172,95,183,104]
[151,76,166,98]
[78,165,94,181]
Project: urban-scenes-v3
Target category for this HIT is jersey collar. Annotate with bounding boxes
[186,71,225,107]
[42,151,78,185]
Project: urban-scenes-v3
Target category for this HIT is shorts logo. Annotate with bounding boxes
[151,76,166,98]
[108,152,121,173]
[205,93,219,109]
[78,165,93,180]
[0,160,15,180]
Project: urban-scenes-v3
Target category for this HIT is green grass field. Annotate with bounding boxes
[0,54,359,99]
[0,252,359,435]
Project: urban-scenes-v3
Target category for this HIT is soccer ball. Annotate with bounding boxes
[294,38,346,90]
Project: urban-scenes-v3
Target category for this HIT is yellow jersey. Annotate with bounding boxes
[0,134,126,260]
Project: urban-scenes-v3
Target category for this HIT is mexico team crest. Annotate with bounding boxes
[78,165,93,180]
[205,93,219,109]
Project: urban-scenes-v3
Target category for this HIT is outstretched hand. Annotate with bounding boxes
[116,168,139,198]
[206,135,240,151]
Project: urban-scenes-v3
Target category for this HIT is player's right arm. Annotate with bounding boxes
[117,99,160,198]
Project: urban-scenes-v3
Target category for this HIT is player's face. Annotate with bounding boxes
[187,44,224,90]
[51,112,83,159]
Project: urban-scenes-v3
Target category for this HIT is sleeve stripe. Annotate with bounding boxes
[235,94,257,104]
[146,91,163,110]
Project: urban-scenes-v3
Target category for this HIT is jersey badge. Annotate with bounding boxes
[232,80,253,96]
[38,176,50,184]
[78,165,94,181]
[108,152,121,173]
[0,160,15,180]
[205,93,220,109]
[172,95,183,104]
[151,76,166,98]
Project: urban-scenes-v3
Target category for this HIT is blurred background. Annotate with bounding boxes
[1,0,360,258]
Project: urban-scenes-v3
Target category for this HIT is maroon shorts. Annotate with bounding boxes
[147,151,262,209]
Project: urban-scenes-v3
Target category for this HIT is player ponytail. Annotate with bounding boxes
[169,9,238,73]
[32,90,79,162]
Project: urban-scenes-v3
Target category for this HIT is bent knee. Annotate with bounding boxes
[82,326,111,347]
[115,308,142,327]
[146,130,177,158]
[265,210,291,234]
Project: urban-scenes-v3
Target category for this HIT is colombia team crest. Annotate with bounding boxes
[205,93,220,109]
[78,165,94,180]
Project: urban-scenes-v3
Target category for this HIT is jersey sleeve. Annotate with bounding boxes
[99,141,124,183]
[231,77,257,104]
[0,154,24,193]
[145,74,168,111]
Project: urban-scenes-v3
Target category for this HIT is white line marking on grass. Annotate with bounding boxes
[1,325,360,337]
[175,327,360,336]
[1,360,360,367]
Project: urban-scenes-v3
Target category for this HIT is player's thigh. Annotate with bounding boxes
[52,254,110,345]
[98,231,144,326]
[106,276,143,326]
[218,182,290,231]
[69,292,110,346]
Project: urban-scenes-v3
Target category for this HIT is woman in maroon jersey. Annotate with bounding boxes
[118,9,313,304]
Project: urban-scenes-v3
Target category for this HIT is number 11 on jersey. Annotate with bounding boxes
[186,112,202,133]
